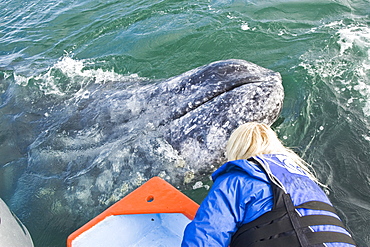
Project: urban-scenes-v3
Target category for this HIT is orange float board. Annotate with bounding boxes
[67,177,199,247]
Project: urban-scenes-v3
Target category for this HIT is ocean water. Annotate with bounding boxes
[1,0,369,246]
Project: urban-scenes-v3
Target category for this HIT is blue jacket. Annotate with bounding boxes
[181,154,354,247]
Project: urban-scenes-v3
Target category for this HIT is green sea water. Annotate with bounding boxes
[1,0,370,246]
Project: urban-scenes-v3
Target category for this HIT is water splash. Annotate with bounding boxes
[11,56,145,96]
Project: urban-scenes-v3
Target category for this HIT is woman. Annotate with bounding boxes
[181,122,356,247]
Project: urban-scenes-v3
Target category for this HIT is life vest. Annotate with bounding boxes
[230,155,356,247]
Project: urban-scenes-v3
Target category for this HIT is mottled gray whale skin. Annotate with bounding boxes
[8,59,283,243]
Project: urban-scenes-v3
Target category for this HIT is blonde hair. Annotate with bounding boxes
[226,122,318,183]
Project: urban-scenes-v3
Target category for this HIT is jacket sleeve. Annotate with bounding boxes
[181,170,271,247]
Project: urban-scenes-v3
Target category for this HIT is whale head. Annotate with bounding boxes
[161,59,283,182]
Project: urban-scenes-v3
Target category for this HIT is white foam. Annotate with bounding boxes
[12,56,145,96]
[337,25,370,55]
[338,25,370,117]
[300,22,370,118]
[241,22,251,31]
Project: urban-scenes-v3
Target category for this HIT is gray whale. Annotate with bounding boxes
[7,59,283,244]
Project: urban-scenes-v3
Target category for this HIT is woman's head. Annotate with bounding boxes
[226,122,285,161]
[226,122,318,183]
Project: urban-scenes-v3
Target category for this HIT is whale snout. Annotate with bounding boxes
[163,59,283,123]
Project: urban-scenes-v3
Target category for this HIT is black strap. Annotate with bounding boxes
[297,201,338,215]
[306,231,357,246]
[300,215,346,229]
[282,193,311,246]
